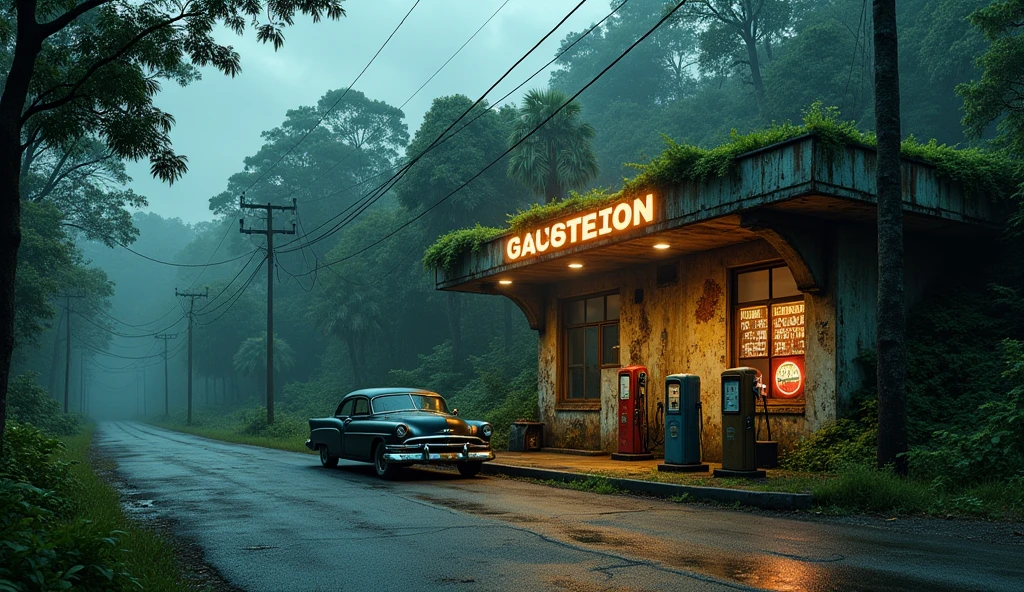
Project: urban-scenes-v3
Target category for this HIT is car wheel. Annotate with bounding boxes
[457,462,482,478]
[374,442,401,479]
[319,445,339,468]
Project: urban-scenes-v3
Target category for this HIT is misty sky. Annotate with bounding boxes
[127,0,613,224]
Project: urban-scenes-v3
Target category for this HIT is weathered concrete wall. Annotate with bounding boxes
[536,239,838,459]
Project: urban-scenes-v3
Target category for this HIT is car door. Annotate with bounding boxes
[342,397,373,461]
[328,399,354,457]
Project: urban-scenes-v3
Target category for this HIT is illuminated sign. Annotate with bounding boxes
[505,193,656,262]
[772,357,805,398]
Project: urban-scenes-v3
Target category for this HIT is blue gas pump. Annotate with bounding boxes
[658,374,709,473]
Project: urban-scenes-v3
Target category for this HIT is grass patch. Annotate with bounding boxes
[61,425,193,591]
[811,465,1024,519]
[542,475,624,495]
[149,405,312,455]
[150,419,313,455]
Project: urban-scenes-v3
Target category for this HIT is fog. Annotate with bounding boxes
[10,0,990,426]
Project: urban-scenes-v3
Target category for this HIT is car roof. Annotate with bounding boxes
[342,387,441,399]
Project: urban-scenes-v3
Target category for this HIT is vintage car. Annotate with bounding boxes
[305,387,495,478]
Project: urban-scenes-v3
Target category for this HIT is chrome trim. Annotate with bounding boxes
[403,435,486,445]
[383,442,493,464]
[305,439,314,450]
[384,451,495,463]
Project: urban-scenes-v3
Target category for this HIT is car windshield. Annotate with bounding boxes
[371,394,448,414]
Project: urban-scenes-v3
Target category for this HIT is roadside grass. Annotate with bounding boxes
[154,423,313,455]
[150,407,313,455]
[62,424,196,591]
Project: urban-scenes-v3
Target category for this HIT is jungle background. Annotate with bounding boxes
[7,0,1024,484]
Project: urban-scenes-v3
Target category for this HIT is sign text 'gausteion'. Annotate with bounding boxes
[505,193,655,262]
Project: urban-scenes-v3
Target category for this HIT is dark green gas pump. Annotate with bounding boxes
[713,367,766,479]
[658,374,709,473]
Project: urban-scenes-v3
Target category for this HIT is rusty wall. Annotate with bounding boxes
[536,239,838,458]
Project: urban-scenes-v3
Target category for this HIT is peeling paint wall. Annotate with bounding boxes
[536,239,838,458]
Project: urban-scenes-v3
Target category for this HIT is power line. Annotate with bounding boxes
[278,0,619,255]
[303,0,688,274]
[113,238,259,268]
[296,0,511,207]
[240,0,422,197]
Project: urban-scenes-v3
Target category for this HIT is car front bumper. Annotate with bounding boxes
[383,442,494,464]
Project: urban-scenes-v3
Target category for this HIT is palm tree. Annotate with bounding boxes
[308,291,382,386]
[508,88,599,203]
[232,332,296,403]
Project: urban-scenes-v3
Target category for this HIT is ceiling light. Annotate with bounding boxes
[498,280,512,285]
[568,263,583,269]
[653,243,670,250]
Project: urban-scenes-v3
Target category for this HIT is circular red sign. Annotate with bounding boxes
[774,361,803,398]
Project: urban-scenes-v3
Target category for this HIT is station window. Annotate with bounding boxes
[733,265,806,402]
[563,292,620,403]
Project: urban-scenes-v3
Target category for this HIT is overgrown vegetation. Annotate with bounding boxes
[7,372,80,437]
[0,422,189,591]
[425,104,1022,271]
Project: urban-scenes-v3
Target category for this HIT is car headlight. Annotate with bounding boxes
[481,424,493,438]
[396,424,408,438]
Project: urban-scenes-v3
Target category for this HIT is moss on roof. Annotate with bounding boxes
[425,103,1020,272]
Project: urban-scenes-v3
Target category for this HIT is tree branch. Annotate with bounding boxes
[23,10,198,123]
[39,0,116,39]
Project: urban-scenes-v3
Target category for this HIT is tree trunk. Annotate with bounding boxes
[741,29,766,112]
[345,334,363,386]
[0,14,44,454]
[447,292,463,364]
[872,0,908,475]
[48,311,64,396]
[504,299,513,353]
[544,144,564,204]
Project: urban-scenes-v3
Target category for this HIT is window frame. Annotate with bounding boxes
[730,263,807,410]
[559,291,621,410]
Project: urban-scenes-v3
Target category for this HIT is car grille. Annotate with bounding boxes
[402,436,488,447]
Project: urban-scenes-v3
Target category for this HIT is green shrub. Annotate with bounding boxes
[782,388,877,473]
[812,465,934,514]
[0,481,139,592]
[907,339,1024,485]
[235,406,305,439]
[7,373,79,436]
[0,422,77,510]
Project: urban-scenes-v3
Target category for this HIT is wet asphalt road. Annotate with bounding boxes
[95,422,1023,592]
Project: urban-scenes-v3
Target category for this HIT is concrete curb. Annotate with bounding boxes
[481,462,813,511]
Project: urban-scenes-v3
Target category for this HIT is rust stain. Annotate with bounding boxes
[816,319,833,354]
[694,279,723,324]
[629,299,652,366]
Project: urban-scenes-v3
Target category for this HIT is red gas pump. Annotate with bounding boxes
[612,365,654,461]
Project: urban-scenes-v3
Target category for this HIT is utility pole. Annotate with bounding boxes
[61,293,84,413]
[155,333,177,417]
[78,350,84,413]
[239,195,295,426]
[175,289,208,425]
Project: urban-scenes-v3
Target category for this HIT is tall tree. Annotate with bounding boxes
[687,0,796,112]
[873,0,908,474]
[507,88,599,204]
[209,87,408,219]
[0,0,346,452]
[959,0,1024,167]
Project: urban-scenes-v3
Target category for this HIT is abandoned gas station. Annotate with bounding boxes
[434,135,1000,462]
